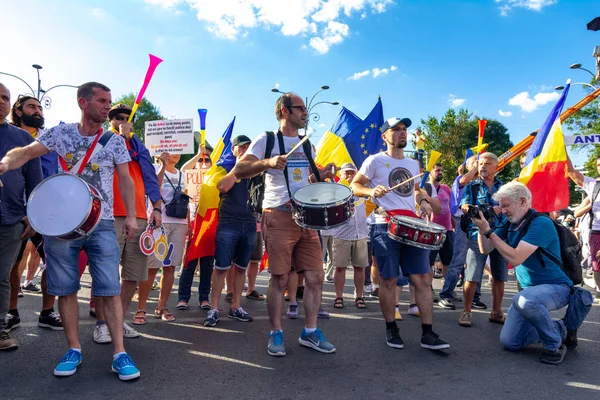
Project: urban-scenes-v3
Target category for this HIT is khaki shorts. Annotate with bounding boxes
[114,217,148,282]
[333,237,369,269]
[261,208,322,275]
[148,223,189,269]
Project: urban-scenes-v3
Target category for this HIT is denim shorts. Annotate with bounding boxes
[44,219,121,297]
[372,223,430,280]
[465,239,508,283]
[215,219,257,270]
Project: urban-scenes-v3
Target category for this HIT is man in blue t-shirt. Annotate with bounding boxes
[470,182,573,365]
[204,135,257,327]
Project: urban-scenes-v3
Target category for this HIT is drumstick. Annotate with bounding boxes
[388,173,423,191]
[284,133,312,159]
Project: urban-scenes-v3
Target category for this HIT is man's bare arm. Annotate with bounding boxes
[0,142,49,173]
[234,154,285,179]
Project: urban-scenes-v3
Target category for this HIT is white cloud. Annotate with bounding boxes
[448,94,466,108]
[496,0,557,16]
[319,123,326,127]
[498,109,513,117]
[145,0,395,54]
[508,91,560,112]
[347,64,398,80]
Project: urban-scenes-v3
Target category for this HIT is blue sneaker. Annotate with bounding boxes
[267,330,286,357]
[298,328,336,354]
[53,349,82,377]
[204,309,220,327]
[111,353,140,381]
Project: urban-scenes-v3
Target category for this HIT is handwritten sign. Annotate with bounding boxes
[185,168,211,218]
[145,119,194,156]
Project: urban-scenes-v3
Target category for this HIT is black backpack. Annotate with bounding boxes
[164,171,190,219]
[521,212,583,285]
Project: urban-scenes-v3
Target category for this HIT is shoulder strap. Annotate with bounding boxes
[589,181,600,229]
[164,173,178,192]
[276,131,293,199]
[301,137,321,182]
[521,212,563,267]
[470,183,480,204]
[265,131,275,159]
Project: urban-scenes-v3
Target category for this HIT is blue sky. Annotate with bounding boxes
[2,0,598,166]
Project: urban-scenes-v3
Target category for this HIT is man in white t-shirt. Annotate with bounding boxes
[234,92,336,357]
[351,117,450,351]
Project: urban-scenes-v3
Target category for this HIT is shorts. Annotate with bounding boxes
[429,230,455,266]
[15,233,45,264]
[261,208,322,275]
[589,232,600,272]
[371,223,430,280]
[44,219,121,297]
[215,220,256,270]
[332,237,369,268]
[250,230,264,262]
[114,217,149,282]
[465,239,508,283]
[148,223,188,269]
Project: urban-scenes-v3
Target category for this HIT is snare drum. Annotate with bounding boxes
[291,182,355,230]
[387,215,447,250]
[27,173,103,240]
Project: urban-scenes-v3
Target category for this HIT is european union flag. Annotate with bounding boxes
[340,97,384,169]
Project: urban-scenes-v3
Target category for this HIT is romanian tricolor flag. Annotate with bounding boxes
[518,83,570,212]
[185,117,236,264]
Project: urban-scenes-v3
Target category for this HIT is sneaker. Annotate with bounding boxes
[39,311,64,330]
[421,331,450,350]
[408,304,420,317]
[371,287,379,298]
[17,287,24,298]
[318,308,330,319]
[267,330,286,357]
[472,300,488,310]
[204,309,220,327]
[89,307,96,318]
[94,323,112,344]
[432,290,439,303]
[456,277,464,288]
[298,328,336,354]
[364,284,372,294]
[123,323,140,338]
[5,313,20,332]
[563,329,578,350]
[111,353,140,381]
[326,275,333,282]
[458,311,472,327]
[539,344,567,365]
[54,349,82,376]
[176,301,188,310]
[394,307,403,321]
[0,331,18,350]
[439,298,456,310]
[386,327,404,349]
[22,282,41,292]
[228,307,253,322]
[151,280,158,290]
[286,303,299,319]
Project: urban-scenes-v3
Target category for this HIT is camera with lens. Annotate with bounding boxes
[467,203,496,225]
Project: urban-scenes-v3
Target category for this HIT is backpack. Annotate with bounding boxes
[459,183,480,233]
[164,171,190,219]
[521,212,583,285]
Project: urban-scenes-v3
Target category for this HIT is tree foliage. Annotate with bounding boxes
[419,108,519,185]
[105,93,165,143]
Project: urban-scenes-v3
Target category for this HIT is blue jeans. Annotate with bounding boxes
[178,256,214,304]
[440,228,481,301]
[500,284,570,351]
[215,220,256,270]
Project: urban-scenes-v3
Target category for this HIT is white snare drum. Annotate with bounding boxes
[291,182,355,230]
[27,173,103,240]
[387,215,447,250]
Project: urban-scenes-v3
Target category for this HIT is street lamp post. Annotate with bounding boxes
[271,86,339,135]
[0,64,78,109]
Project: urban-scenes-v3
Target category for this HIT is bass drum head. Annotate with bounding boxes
[293,182,352,206]
[27,174,93,237]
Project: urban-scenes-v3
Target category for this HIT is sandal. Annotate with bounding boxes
[225,292,233,303]
[489,311,505,324]
[334,297,344,309]
[200,301,211,310]
[246,290,265,301]
[355,297,367,309]
[132,310,146,325]
[155,307,176,322]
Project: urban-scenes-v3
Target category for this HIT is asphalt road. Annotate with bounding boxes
[3,270,600,400]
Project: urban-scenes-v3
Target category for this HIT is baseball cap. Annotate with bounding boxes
[109,103,133,119]
[340,162,357,172]
[381,117,412,133]
[231,135,252,147]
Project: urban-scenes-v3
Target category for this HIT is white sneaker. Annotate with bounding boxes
[408,304,420,317]
[123,323,140,338]
[364,284,372,294]
[94,323,112,344]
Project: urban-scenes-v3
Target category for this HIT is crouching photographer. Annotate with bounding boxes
[458,152,508,328]
[472,182,593,365]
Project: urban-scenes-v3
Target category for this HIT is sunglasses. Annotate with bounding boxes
[200,158,211,163]
[289,105,307,113]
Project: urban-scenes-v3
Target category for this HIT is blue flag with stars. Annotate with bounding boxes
[339,98,384,169]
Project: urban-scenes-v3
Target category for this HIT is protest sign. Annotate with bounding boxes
[145,119,194,156]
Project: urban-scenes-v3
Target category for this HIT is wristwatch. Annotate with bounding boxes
[483,228,493,239]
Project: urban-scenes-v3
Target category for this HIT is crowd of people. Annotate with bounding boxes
[0,81,596,382]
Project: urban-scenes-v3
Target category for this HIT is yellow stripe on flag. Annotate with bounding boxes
[315,131,354,170]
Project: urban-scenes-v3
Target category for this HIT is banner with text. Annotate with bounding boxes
[145,119,194,156]
[565,135,600,145]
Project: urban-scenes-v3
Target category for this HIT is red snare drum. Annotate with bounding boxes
[27,173,103,240]
[388,215,446,250]
[291,183,355,230]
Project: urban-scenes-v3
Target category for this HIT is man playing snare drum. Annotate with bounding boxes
[0,82,141,381]
[351,117,450,351]
[234,92,336,357]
